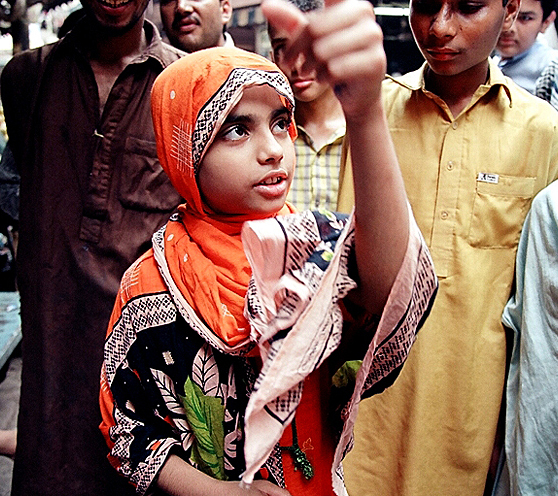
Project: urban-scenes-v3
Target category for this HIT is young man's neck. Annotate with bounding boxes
[87,15,148,66]
[87,15,148,114]
[425,60,490,118]
[294,87,345,149]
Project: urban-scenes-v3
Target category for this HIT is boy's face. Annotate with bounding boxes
[497,0,555,58]
[160,0,231,53]
[81,0,150,33]
[269,24,331,103]
[410,0,519,78]
[198,85,295,217]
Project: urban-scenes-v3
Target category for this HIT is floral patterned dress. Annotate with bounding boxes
[100,209,437,495]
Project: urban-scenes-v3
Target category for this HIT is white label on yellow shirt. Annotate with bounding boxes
[477,172,499,184]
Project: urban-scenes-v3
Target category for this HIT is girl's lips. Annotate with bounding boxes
[254,171,289,199]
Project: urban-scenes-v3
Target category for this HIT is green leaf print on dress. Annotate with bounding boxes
[180,376,226,480]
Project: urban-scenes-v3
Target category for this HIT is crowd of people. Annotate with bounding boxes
[0,0,557,495]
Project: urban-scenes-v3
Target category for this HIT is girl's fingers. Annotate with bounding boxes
[261,0,308,38]
[262,0,311,65]
[312,16,382,66]
[308,0,375,39]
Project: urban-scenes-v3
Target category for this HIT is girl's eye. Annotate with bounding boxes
[272,116,291,134]
[221,125,248,141]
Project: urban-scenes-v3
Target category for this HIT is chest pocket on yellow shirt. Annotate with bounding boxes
[119,136,183,212]
[468,174,535,249]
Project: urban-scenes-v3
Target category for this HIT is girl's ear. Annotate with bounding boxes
[502,0,520,32]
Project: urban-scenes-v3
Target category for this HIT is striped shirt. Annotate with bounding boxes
[288,124,345,211]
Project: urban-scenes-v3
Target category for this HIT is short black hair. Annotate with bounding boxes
[539,0,558,21]
[267,0,323,35]
[505,0,558,20]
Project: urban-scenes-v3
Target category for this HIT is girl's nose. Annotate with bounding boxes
[258,131,284,165]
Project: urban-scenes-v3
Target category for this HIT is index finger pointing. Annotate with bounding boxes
[261,0,308,36]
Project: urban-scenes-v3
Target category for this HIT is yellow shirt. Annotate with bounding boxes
[288,124,345,211]
[343,60,558,496]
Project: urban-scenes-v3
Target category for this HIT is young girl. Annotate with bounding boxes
[100,1,437,495]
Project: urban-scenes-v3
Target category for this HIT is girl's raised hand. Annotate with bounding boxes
[262,0,386,122]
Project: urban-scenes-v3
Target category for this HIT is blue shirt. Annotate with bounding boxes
[496,181,558,495]
[495,39,558,94]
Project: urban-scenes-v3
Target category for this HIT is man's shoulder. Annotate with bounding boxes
[2,41,59,82]
[381,67,426,118]
[506,77,558,125]
[160,41,185,60]
[382,67,423,91]
[144,20,185,67]
[531,40,558,65]
[150,39,185,68]
[523,180,558,242]
[534,179,558,206]
[1,40,62,128]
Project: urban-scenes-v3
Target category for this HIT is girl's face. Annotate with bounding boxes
[198,84,295,217]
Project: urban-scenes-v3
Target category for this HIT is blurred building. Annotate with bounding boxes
[229,0,269,56]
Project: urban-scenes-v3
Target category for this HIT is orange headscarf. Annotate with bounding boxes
[151,47,296,351]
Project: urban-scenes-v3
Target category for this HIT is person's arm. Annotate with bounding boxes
[157,455,291,496]
[0,46,49,169]
[263,0,409,315]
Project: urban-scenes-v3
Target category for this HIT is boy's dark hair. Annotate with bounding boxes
[267,0,323,33]
[507,0,558,20]
[539,0,558,22]
[287,0,324,12]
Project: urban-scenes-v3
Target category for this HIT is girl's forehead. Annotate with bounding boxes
[230,85,289,113]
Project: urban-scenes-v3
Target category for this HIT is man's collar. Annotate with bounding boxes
[296,123,346,147]
[65,18,184,68]
[495,41,541,67]
[223,32,235,48]
[386,58,513,107]
[139,19,185,67]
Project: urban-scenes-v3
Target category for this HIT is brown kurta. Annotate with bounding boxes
[1,19,183,496]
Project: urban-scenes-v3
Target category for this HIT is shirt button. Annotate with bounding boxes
[452,121,458,130]
[447,161,455,170]
[441,211,449,220]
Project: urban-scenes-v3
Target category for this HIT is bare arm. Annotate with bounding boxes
[157,454,291,496]
[263,0,409,314]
